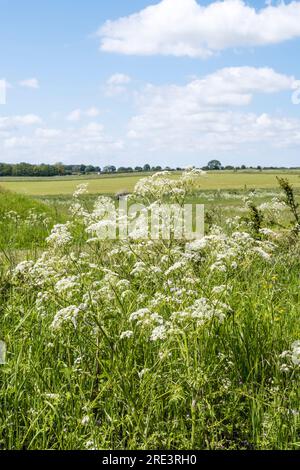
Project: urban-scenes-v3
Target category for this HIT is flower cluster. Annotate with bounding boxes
[280,341,300,372]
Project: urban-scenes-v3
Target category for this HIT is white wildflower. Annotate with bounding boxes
[129,308,151,322]
[150,325,167,341]
[46,224,72,247]
[212,285,227,294]
[81,415,90,426]
[55,276,79,295]
[73,184,88,198]
[291,341,300,365]
[138,368,150,378]
[51,305,81,330]
[252,247,272,260]
[44,393,60,400]
[120,330,134,340]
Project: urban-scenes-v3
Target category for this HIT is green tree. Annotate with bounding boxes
[207,160,222,171]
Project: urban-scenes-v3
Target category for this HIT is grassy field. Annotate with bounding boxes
[0,170,300,196]
[0,170,300,450]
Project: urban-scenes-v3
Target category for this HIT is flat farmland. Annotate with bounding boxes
[0,170,300,195]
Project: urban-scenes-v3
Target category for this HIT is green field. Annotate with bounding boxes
[0,170,300,196]
[1,170,300,450]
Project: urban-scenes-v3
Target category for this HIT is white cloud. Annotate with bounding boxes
[85,107,100,117]
[66,109,81,122]
[4,136,34,149]
[2,66,300,164]
[98,0,300,58]
[127,67,300,151]
[1,120,123,162]
[136,67,298,109]
[107,73,131,85]
[35,128,62,138]
[19,78,39,89]
[0,114,42,130]
[66,107,101,121]
[105,73,131,96]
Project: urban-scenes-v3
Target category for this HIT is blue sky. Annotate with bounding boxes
[1,0,300,168]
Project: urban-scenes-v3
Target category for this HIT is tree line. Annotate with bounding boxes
[0,160,298,177]
[0,162,165,177]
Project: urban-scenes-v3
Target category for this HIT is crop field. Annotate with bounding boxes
[0,170,300,196]
[0,170,300,450]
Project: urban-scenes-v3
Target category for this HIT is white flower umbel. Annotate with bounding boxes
[46,223,72,248]
[51,305,82,330]
[120,330,134,340]
[291,341,300,365]
[73,183,88,199]
[150,325,167,342]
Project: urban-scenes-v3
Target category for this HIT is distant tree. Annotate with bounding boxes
[85,165,95,174]
[70,165,80,174]
[103,165,116,173]
[0,163,13,176]
[13,162,33,176]
[143,164,151,172]
[54,162,65,176]
[207,160,222,171]
[135,166,143,172]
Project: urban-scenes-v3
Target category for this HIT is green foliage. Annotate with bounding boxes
[0,188,63,253]
[246,202,264,238]
[277,177,300,234]
[0,179,299,450]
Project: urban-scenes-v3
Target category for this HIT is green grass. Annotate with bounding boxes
[0,174,299,450]
[0,188,64,259]
[0,170,300,196]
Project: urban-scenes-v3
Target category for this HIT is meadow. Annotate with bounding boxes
[0,170,300,196]
[0,170,299,450]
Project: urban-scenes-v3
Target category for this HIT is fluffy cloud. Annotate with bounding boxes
[66,109,82,122]
[127,67,300,151]
[85,107,100,118]
[105,73,131,96]
[66,107,100,121]
[98,0,300,58]
[135,67,298,108]
[1,120,123,162]
[0,114,42,130]
[130,109,300,152]
[19,78,39,89]
[35,128,62,138]
[1,67,300,163]
[107,73,131,85]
